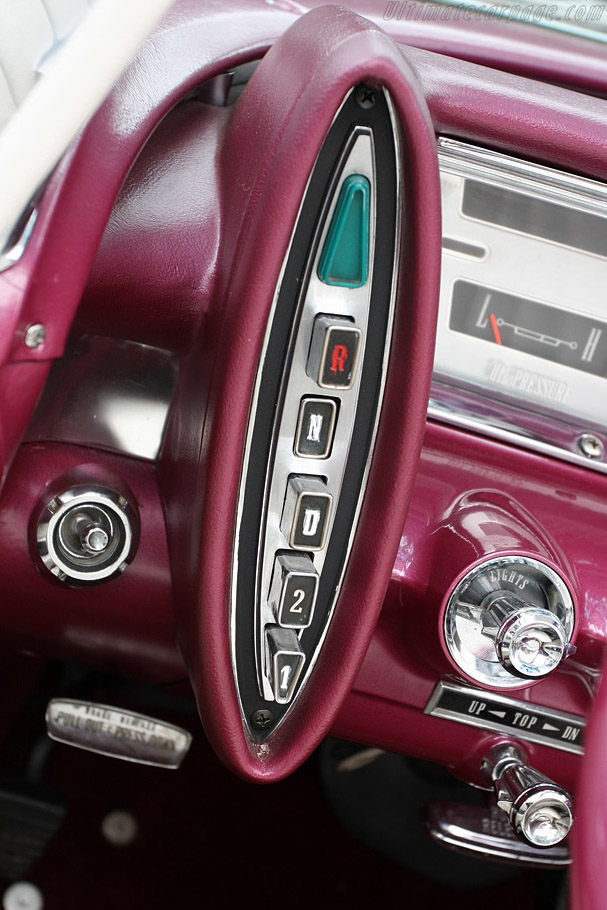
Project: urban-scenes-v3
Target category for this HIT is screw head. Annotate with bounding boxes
[354,84,377,109]
[577,433,604,460]
[251,709,274,731]
[24,323,46,349]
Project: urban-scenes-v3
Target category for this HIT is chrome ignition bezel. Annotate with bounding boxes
[37,486,136,584]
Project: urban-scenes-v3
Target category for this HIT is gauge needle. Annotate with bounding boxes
[490,313,502,345]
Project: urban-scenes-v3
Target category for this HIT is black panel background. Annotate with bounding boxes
[234,91,398,739]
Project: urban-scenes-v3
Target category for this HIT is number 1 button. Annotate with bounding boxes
[270,553,319,629]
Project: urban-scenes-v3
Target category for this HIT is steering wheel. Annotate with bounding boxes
[0,4,441,781]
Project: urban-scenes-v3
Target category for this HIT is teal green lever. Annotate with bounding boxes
[318,174,370,288]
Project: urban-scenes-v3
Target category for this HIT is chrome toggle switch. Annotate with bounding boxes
[481,591,568,679]
[265,627,306,704]
[482,745,573,848]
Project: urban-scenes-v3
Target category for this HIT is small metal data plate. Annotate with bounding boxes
[425,681,585,755]
[46,699,192,768]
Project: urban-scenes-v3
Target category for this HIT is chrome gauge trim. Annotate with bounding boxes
[434,137,607,470]
[428,392,607,475]
[443,556,575,689]
[0,206,37,273]
[439,137,607,211]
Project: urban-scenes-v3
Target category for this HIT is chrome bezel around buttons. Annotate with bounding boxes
[443,556,575,688]
[37,486,136,584]
[265,627,306,704]
[254,126,378,702]
[230,88,401,731]
[306,316,362,390]
[280,475,333,552]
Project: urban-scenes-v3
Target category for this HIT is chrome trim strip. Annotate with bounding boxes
[0,207,37,273]
[425,681,585,755]
[439,137,607,213]
[430,392,607,474]
[256,125,377,700]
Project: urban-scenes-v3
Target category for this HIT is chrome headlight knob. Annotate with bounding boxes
[443,556,575,688]
[481,591,568,679]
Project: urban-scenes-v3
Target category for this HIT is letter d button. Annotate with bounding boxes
[281,475,333,551]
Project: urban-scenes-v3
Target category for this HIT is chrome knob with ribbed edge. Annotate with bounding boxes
[481,590,568,679]
[482,745,573,848]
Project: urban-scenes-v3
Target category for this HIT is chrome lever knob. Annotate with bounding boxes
[481,590,568,679]
[482,745,573,848]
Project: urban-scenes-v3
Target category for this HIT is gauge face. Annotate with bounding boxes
[450,280,607,379]
[434,140,607,440]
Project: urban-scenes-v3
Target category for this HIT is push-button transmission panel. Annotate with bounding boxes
[230,86,400,736]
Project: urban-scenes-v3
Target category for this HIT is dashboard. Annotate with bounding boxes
[2,2,607,894]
